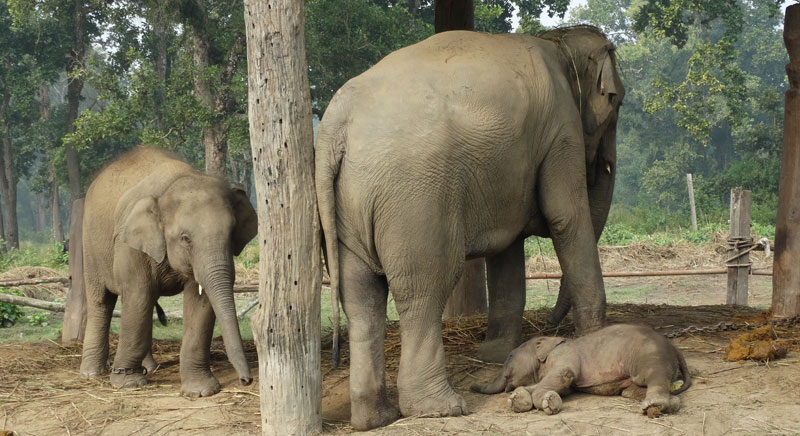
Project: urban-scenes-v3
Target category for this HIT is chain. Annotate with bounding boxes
[110,366,147,375]
[664,315,800,339]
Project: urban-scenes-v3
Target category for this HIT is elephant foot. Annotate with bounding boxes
[535,390,562,415]
[351,399,400,431]
[399,387,468,418]
[509,387,534,413]
[641,394,680,416]
[142,354,159,374]
[110,369,148,389]
[181,372,222,398]
[80,360,108,378]
[477,337,517,363]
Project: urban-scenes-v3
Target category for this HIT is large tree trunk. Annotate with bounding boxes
[1,122,18,250]
[244,0,322,433]
[41,84,65,244]
[64,0,85,202]
[152,6,170,132]
[435,0,485,319]
[36,192,48,232]
[62,198,86,345]
[62,0,88,344]
[48,161,65,243]
[0,87,17,250]
[434,0,474,32]
[773,4,800,317]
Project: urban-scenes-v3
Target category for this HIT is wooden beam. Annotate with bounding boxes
[773,4,800,318]
[727,188,751,306]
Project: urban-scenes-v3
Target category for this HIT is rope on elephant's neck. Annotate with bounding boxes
[553,36,583,116]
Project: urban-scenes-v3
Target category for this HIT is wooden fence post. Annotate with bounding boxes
[773,4,800,318]
[727,188,751,306]
[687,174,697,231]
[62,199,85,345]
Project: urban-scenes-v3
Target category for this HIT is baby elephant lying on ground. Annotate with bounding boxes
[472,323,691,416]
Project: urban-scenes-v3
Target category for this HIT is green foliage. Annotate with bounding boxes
[0,288,23,327]
[26,311,49,326]
[0,244,69,272]
[305,0,433,117]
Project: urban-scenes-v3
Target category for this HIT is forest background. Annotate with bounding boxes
[0,0,788,255]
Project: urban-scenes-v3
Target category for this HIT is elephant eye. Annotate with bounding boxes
[180,234,192,245]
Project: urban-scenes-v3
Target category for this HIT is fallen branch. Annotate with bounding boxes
[0,293,122,317]
[0,277,69,287]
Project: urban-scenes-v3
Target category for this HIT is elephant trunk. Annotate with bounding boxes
[548,124,617,326]
[197,255,253,385]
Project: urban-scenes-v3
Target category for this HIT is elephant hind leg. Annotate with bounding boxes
[390,253,468,419]
[339,244,399,430]
[479,238,525,363]
[80,284,117,378]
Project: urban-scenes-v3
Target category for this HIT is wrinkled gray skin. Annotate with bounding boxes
[472,324,691,415]
[79,147,257,397]
[316,26,624,430]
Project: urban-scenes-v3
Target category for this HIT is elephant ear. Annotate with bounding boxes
[231,187,257,256]
[535,337,567,363]
[584,46,621,137]
[120,196,166,263]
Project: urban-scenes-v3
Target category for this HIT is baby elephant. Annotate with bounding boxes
[472,324,691,416]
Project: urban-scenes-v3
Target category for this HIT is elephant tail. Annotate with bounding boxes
[155,302,168,326]
[316,123,346,368]
[673,349,692,394]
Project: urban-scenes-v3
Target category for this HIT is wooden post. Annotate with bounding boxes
[62,199,85,344]
[727,188,751,306]
[773,5,800,318]
[444,259,487,318]
[686,173,697,231]
[243,0,322,433]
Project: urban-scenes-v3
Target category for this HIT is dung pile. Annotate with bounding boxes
[725,325,790,362]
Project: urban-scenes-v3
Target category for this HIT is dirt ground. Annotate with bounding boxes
[2,246,800,435]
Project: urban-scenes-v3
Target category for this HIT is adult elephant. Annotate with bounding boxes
[316,26,624,429]
[79,147,257,397]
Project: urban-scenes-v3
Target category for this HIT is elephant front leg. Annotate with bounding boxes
[479,238,526,363]
[80,286,117,377]
[511,366,576,415]
[110,286,155,388]
[339,245,399,430]
[540,153,606,334]
[179,282,221,397]
[392,270,468,418]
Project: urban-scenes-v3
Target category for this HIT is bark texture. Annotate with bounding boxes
[244,0,322,433]
[0,86,18,249]
[773,4,800,317]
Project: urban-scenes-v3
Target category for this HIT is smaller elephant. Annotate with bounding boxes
[472,324,691,416]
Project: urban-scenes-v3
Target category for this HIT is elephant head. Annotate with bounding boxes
[540,26,625,240]
[471,336,567,394]
[118,173,257,384]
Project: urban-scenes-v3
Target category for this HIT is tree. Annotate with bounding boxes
[243,0,321,433]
